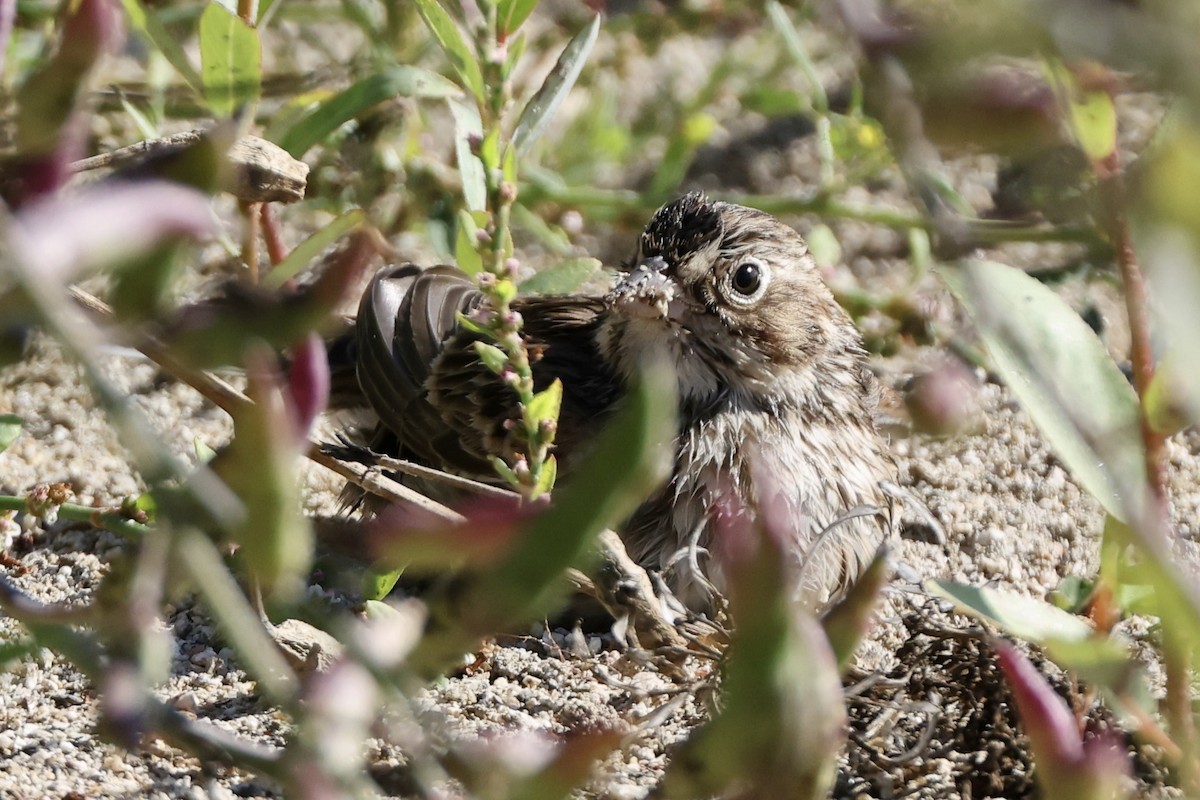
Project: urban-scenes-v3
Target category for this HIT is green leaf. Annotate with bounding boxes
[265,210,365,288]
[494,278,518,305]
[524,378,563,430]
[499,0,539,35]
[1143,352,1190,435]
[513,14,601,155]
[804,224,841,270]
[518,257,599,295]
[454,210,484,275]
[1101,514,1200,663]
[457,311,490,336]
[1043,636,1153,719]
[927,580,1093,645]
[475,361,674,623]
[741,86,804,116]
[649,109,722,198]
[532,453,556,499]
[361,562,404,601]
[193,437,217,463]
[1048,61,1117,163]
[503,32,527,82]
[942,259,1145,523]
[1051,574,1093,612]
[489,455,519,486]
[198,3,261,118]
[412,0,485,102]
[0,414,22,453]
[0,638,36,670]
[117,93,159,140]
[449,100,486,212]
[120,0,204,96]
[278,66,461,157]
[479,128,501,172]
[473,341,508,374]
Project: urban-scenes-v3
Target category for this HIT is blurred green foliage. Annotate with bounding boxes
[4,0,1200,798]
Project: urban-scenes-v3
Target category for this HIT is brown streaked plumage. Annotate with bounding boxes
[334,193,896,613]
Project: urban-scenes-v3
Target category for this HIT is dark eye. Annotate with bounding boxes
[731,261,762,295]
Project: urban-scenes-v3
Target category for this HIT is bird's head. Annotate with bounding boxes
[602,193,859,406]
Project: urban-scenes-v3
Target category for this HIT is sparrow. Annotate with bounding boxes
[332,193,895,614]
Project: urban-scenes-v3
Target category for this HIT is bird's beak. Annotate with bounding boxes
[608,256,678,320]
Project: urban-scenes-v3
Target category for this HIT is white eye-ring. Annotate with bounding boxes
[724,258,770,304]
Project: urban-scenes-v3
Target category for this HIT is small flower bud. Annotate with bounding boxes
[499,181,517,203]
[476,229,492,244]
[501,310,523,328]
[503,418,517,431]
[504,257,521,279]
[560,210,583,235]
[469,306,493,325]
[477,272,497,289]
[500,369,519,386]
[466,132,483,154]
[538,418,557,439]
[513,458,530,483]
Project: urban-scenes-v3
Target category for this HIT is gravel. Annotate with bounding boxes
[3,321,1197,797]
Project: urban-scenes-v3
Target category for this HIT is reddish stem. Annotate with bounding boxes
[261,204,288,267]
[1098,146,1194,783]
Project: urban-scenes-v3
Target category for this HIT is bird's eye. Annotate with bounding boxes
[729,259,768,300]
[731,262,760,294]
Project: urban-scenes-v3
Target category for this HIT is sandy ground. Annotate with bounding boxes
[2,314,1196,797]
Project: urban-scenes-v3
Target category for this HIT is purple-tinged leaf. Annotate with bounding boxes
[221,347,313,598]
[662,475,844,799]
[368,495,530,572]
[285,333,329,441]
[451,730,624,799]
[97,661,149,750]
[289,659,378,797]
[822,548,888,670]
[996,642,1131,800]
[11,0,124,203]
[11,180,215,283]
[158,230,374,368]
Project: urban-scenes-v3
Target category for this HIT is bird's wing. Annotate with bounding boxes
[355,263,619,478]
[429,292,619,474]
[354,264,486,473]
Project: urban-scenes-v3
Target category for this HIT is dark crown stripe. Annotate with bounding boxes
[639,192,724,267]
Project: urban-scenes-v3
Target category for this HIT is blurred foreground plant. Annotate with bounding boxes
[823,0,1200,793]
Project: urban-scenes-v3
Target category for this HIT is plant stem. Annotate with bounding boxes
[1099,162,1167,511]
[0,495,149,538]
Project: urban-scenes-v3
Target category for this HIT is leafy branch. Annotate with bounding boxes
[414,0,600,500]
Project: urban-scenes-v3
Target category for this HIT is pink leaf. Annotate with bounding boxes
[286,333,330,440]
[12,181,215,282]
